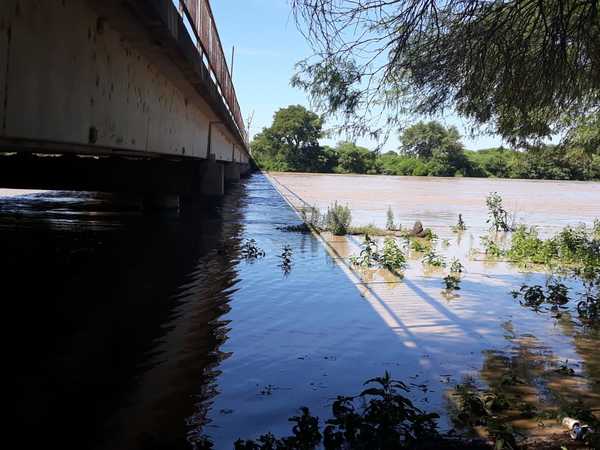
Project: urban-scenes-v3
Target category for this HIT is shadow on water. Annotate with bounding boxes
[6,181,249,449]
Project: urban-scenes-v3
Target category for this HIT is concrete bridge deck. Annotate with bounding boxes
[0,0,251,206]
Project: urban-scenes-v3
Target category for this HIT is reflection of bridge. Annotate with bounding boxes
[0,0,251,208]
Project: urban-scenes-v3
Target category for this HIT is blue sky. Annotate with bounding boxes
[210,0,506,151]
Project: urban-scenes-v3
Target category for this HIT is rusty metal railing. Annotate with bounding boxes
[179,0,247,145]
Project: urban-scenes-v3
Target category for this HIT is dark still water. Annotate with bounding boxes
[8,174,372,449]
[10,173,599,449]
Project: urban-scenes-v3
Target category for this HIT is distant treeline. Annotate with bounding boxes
[251,106,600,181]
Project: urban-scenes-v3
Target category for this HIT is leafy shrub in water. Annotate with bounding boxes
[578,277,600,324]
[448,379,519,450]
[380,238,407,272]
[506,225,557,265]
[511,284,546,310]
[506,224,600,274]
[233,372,448,450]
[349,234,380,268]
[300,205,323,229]
[480,236,504,258]
[443,274,461,291]
[325,202,352,235]
[279,244,293,275]
[485,192,514,232]
[451,214,467,232]
[450,258,464,274]
[422,228,437,241]
[410,239,431,253]
[422,250,446,268]
[386,206,396,231]
[511,279,570,313]
[240,239,266,260]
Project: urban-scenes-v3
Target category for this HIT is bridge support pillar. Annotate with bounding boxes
[197,160,225,196]
[224,162,241,183]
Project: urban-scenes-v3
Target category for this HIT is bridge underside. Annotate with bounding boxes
[0,0,251,205]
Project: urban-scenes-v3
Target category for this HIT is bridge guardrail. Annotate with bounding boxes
[179,0,248,146]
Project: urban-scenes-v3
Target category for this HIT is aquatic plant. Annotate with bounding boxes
[480,236,504,258]
[443,274,461,291]
[422,228,437,241]
[506,225,554,265]
[300,204,323,230]
[511,284,547,311]
[349,234,380,268]
[422,250,446,268]
[454,214,467,232]
[485,192,514,232]
[386,206,396,231]
[506,223,600,273]
[277,223,312,233]
[450,258,464,274]
[545,280,570,308]
[577,277,600,324]
[451,379,510,427]
[325,202,352,235]
[410,238,431,253]
[234,371,450,450]
[511,279,570,311]
[240,239,266,260]
[380,238,407,272]
[348,224,396,236]
[279,244,293,275]
[451,213,467,232]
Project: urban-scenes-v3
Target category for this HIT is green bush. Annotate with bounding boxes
[325,202,352,235]
[380,238,408,272]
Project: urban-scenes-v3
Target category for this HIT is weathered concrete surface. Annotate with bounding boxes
[0,0,249,164]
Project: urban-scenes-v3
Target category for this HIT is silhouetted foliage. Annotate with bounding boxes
[291,0,600,143]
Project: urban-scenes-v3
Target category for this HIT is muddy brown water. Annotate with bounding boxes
[6,173,600,448]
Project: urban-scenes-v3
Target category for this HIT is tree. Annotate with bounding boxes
[251,105,327,172]
[291,0,600,143]
[399,121,461,159]
[398,121,473,176]
[335,141,379,174]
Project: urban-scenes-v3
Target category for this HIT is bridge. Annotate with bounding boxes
[0,0,251,208]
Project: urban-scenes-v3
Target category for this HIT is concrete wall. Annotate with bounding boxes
[0,0,248,164]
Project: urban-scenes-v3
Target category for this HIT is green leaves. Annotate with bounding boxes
[292,0,600,143]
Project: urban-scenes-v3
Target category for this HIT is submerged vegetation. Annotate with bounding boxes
[451,214,467,233]
[326,202,352,235]
[380,238,408,272]
[506,224,600,276]
[349,235,407,274]
[485,192,514,232]
[349,235,380,268]
[279,244,293,275]
[512,276,600,326]
[443,274,461,292]
[422,249,446,268]
[240,239,266,260]
[231,372,494,450]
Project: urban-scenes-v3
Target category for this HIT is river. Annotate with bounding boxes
[7,173,600,448]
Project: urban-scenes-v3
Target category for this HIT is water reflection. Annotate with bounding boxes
[7,185,246,449]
